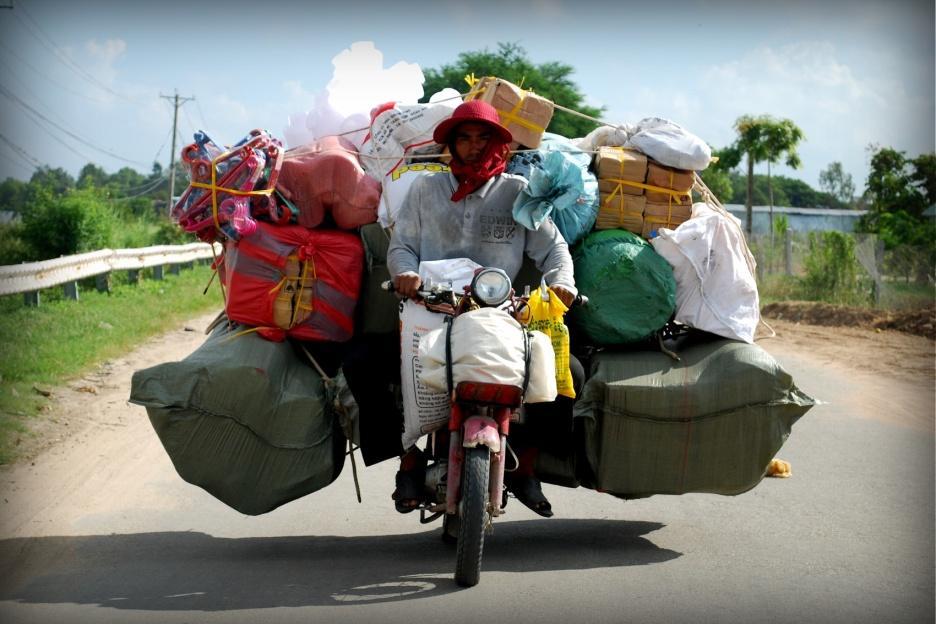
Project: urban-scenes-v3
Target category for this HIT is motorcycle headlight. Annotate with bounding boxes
[471,268,512,307]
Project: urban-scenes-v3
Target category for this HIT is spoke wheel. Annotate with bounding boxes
[454,447,490,587]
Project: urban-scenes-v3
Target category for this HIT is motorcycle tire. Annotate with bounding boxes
[454,446,490,587]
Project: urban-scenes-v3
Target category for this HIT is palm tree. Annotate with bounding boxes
[732,115,805,238]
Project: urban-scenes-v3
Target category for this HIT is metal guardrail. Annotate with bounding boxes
[0,242,221,302]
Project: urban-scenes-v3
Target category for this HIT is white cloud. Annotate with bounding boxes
[660,41,929,187]
[85,38,127,65]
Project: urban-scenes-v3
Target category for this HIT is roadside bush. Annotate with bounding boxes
[801,231,873,305]
[0,222,31,265]
[20,188,119,260]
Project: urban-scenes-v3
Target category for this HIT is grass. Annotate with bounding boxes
[758,272,935,310]
[0,263,223,464]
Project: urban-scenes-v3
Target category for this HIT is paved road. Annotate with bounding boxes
[0,323,933,624]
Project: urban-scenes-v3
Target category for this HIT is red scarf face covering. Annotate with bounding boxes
[447,138,510,202]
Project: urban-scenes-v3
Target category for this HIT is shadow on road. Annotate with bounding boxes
[0,519,679,610]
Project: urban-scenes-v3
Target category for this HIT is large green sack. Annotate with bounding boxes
[358,223,399,335]
[129,320,345,515]
[570,229,676,345]
[574,336,814,497]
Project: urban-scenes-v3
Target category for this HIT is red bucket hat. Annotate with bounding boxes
[432,100,513,145]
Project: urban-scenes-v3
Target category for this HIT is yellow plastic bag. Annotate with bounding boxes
[525,287,575,398]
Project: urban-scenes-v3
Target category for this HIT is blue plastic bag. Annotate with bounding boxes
[508,133,599,245]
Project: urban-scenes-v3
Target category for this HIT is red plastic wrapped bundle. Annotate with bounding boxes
[222,222,364,342]
[277,136,380,230]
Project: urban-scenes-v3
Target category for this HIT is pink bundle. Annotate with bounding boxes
[276,136,380,230]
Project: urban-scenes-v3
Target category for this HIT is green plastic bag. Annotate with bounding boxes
[570,229,676,345]
[129,320,345,515]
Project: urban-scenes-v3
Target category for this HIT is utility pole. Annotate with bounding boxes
[159,90,195,215]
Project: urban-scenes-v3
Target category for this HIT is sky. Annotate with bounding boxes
[0,0,933,195]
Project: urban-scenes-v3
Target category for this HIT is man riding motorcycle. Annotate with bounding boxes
[387,99,581,517]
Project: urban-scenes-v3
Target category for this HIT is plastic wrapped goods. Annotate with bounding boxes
[129,320,346,515]
[650,203,760,343]
[464,76,554,149]
[173,129,283,242]
[569,229,676,345]
[508,133,598,246]
[223,222,364,342]
[277,136,380,230]
[575,335,814,497]
[624,117,712,171]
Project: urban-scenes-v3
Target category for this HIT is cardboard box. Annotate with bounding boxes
[595,147,647,196]
[645,161,693,204]
[596,180,645,234]
[642,200,692,238]
[465,77,554,149]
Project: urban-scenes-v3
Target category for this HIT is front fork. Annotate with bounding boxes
[445,403,512,517]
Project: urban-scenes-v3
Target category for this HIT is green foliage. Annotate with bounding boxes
[0,222,30,265]
[724,172,845,208]
[421,42,604,139]
[801,231,872,305]
[773,214,789,234]
[20,188,119,260]
[818,161,855,205]
[729,115,805,233]
[857,146,936,283]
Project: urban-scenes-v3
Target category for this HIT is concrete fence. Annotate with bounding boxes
[0,242,221,306]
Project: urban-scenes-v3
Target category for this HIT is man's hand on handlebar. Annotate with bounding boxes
[393,272,422,299]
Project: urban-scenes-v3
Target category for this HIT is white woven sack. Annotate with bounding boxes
[418,307,557,403]
[650,202,760,343]
[399,258,482,449]
[359,90,460,181]
[378,162,450,228]
[624,117,712,171]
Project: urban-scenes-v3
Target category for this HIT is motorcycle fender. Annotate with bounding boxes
[462,416,501,452]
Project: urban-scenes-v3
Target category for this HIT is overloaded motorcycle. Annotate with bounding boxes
[384,267,585,587]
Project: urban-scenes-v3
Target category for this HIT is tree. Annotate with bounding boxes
[77,163,108,190]
[858,145,936,282]
[28,166,74,198]
[818,162,856,206]
[699,146,739,203]
[421,42,604,139]
[729,115,804,236]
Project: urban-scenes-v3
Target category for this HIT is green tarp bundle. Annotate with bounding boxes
[573,336,814,497]
[570,229,676,345]
[129,320,345,515]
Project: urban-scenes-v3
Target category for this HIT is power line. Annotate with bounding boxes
[108,174,169,202]
[12,0,138,103]
[0,148,36,175]
[0,132,43,168]
[0,39,109,105]
[0,83,149,166]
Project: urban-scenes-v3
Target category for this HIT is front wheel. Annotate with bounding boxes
[454,446,490,587]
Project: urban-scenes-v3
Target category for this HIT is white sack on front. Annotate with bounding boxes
[399,258,482,449]
[650,202,760,343]
[624,117,712,171]
[400,300,449,450]
[418,307,558,404]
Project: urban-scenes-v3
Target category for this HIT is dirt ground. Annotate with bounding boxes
[762,301,936,340]
[6,304,935,467]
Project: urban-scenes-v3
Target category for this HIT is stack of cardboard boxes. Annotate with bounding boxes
[465,76,554,149]
[594,147,694,239]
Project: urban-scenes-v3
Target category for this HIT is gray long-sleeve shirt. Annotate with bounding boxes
[387,171,577,294]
